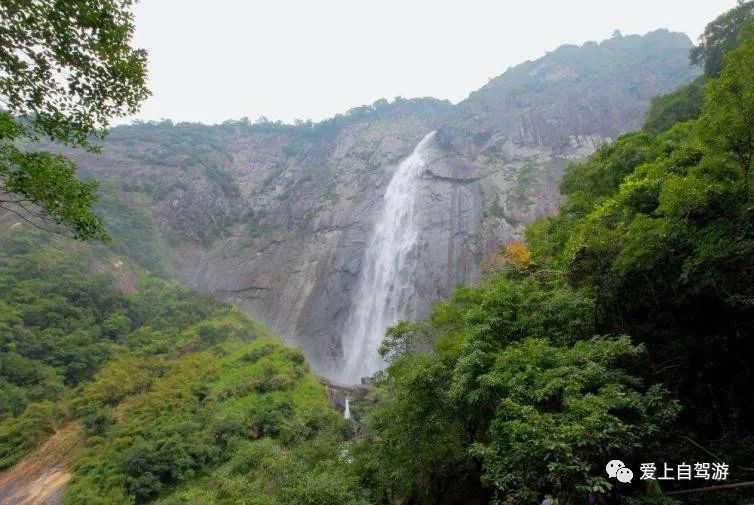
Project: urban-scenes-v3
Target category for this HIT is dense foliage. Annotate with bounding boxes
[2,3,754,505]
[528,25,754,502]
[528,31,754,437]
[643,1,753,134]
[642,76,707,134]
[690,0,754,77]
[0,0,148,239]
[0,225,365,503]
[351,10,754,505]
[64,339,364,505]
[0,227,254,467]
[0,113,107,240]
[352,270,678,505]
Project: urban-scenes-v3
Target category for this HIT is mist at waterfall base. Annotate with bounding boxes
[335,132,437,385]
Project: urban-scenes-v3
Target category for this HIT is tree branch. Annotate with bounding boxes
[0,203,73,239]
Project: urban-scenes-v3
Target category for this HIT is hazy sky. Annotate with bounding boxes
[126,0,739,125]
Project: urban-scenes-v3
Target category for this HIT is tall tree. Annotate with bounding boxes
[701,25,754,190]
[691,0,754,76]
[0,0,149,240]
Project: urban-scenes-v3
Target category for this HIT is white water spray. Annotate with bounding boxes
[343,397,351,420]
[338,131,436,384]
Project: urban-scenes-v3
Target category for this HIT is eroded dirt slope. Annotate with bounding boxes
[0,423,83,505]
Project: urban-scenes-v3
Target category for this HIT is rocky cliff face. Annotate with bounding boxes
[65,30,699,377]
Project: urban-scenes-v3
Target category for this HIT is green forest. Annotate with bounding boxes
[1,1,754,504]
[356,14,754,503]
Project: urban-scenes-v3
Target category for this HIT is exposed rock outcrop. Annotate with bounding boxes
[60,30,699,377]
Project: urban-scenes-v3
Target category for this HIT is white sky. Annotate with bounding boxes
[125,0,739,125]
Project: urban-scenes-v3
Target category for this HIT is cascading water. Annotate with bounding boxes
[337,131,436,384]
[343,397,351,420]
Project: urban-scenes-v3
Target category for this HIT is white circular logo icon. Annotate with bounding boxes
[616,467,634,483]
[606,459,625,478]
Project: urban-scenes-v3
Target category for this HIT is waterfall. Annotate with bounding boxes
[343,397,351,420]
[337,131,436,384]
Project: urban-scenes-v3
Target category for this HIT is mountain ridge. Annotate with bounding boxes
[43,29,699,376]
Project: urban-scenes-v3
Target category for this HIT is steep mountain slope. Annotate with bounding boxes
[459,29,697,141]
[0,225,362,504]
[59,30,699,377]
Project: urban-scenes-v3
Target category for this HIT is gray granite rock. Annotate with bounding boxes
[60,30,700,376]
